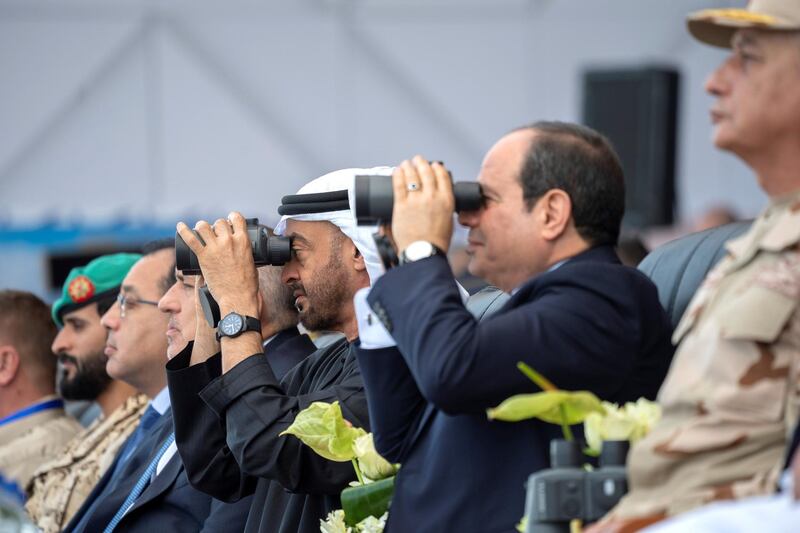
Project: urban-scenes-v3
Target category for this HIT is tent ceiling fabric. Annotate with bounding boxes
[0,0,765,226]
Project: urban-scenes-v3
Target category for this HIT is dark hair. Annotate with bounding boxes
[95,292,118,317]
[0,290,58,385]
[141,238,176,295]
[514,121,625,246]
[141,238,174,256]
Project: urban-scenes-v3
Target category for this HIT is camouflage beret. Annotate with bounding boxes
[52,252,142,327]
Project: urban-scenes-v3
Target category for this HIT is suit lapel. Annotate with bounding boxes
[118,410,178,515]
[125,448,182,514]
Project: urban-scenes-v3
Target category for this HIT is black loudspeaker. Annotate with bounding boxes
[582,67,679,228]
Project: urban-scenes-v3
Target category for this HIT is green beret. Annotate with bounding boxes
[52,252,142,327]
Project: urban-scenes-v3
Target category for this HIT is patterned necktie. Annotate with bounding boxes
[113,405,160,474]
[102,432,176,533]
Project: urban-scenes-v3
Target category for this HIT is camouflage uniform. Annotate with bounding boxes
[25,394,148,533]
[609,190,800,521]
[0,396,82,495]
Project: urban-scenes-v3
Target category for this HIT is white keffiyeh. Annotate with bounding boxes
[274,167,394,285]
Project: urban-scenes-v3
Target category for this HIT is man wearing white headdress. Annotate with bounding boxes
[168,168,391,533]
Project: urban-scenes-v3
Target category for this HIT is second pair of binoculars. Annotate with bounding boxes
[276,174,485,227]
[175,218,292,275]
[354,174,483,225]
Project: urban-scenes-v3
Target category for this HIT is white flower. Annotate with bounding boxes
[624,398,662,442]
[320,509,350,533]
[355,512,388,533]
[583,399,661,455]
[353,434,397,481]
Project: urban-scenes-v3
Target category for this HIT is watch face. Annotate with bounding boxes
[220,314,243,336]
[406,241,435,261]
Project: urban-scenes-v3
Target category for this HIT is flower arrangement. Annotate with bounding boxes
[280,401,398,532]
[488,362,661,533]
[583,399,662,456]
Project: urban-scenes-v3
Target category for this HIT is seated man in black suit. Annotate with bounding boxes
[65,240,251,533]
[354,122,675,532]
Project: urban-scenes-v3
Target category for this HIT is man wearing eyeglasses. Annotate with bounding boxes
[65,240,251,532]
[26,253,148,533]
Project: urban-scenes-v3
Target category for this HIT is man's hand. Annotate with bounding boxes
[176,212,259,317]
[391,156,455,254]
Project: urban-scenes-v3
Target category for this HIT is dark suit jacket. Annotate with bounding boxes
[64,408,252,532]
[167,327,360,533]
[357,246,674,533]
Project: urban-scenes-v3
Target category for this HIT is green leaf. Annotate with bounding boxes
[279,401,366,462]
[487,390,603,425]
[341,476,395,527]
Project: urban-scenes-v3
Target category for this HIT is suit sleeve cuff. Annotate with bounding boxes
[199,353,278,417]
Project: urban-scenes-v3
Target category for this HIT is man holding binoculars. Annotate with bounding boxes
[169,167,391,533]
[353,121,675,532]
[168,123,673,532]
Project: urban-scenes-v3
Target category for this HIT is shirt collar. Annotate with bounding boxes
[0,396,63,427]
[150,386,171,415]
[262,334,278,348]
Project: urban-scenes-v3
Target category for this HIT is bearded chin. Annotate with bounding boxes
[58,353,113,401]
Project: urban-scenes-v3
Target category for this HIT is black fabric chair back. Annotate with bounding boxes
[637,222,751,329]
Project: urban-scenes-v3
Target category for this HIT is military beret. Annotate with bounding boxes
[52,252,142,327]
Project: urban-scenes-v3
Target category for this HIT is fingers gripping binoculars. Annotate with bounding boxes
[174,218,292,328]
[175,218,292,275]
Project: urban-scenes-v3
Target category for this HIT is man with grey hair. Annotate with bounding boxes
[590,1,800,531]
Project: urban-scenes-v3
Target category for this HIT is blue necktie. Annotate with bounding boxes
[115,405,160,471]
[103,432,175,533]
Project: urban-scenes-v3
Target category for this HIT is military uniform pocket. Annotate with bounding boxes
[717,285,797,342]
[715,285,797,421]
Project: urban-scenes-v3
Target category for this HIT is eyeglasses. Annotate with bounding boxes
[116,293,159,318]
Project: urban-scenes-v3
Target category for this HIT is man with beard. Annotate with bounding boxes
[26,253,148,532]
[169,167,390,533]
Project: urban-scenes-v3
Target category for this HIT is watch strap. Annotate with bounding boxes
[216,314,262,341]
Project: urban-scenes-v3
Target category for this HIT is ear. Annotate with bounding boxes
[0,345,20,387]
[538,189,573,242]
[352,244,367,273]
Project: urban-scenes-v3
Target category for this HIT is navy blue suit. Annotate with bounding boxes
[356,245,674,533]
[64,409,251,532]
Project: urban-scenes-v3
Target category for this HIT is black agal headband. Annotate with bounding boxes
[277,185,399,270]
[277,189,350,216]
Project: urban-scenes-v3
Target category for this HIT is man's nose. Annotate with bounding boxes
[101,301,121,330]
[458,208,480,228]
[705,56,731,98]
[52,329,70,355]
